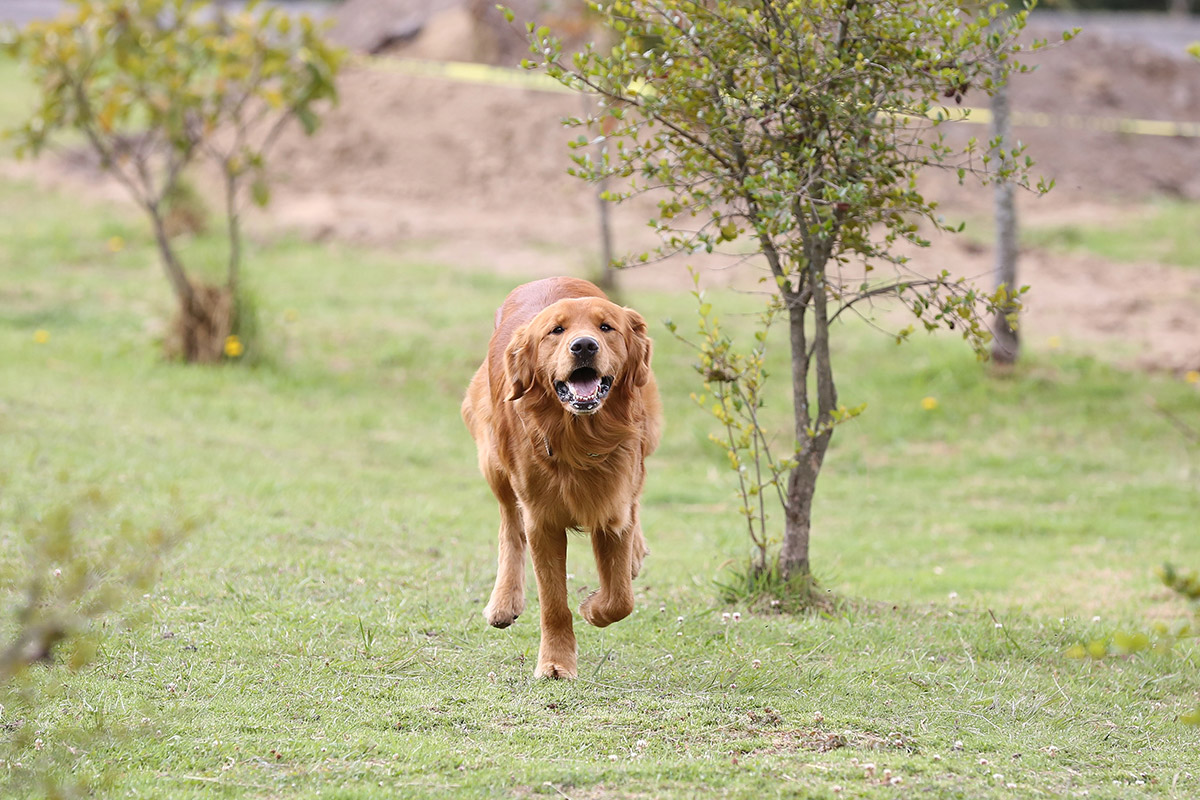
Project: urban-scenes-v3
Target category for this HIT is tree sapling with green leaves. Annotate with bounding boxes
[3,0,342,362]
[521,0,1069,595]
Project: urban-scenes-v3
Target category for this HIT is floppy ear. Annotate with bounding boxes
[623,308,653,388]
[504,324,536,401]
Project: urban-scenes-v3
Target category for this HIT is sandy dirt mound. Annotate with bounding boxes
[930,20,1200,209]
[265,60,688,281]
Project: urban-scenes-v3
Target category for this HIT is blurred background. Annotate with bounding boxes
[3,0,1200,373]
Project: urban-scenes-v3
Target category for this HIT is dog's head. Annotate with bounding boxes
[505,297,651,415]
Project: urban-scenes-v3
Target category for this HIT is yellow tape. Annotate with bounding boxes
[357,55,571,94]
[1018,112,1200,138]
[904,106,1200,138]
[362,56,1200,139]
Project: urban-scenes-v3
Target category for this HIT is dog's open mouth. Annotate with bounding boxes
[554,368,614,414]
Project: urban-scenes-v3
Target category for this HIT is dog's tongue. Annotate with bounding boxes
[569,373,602,399]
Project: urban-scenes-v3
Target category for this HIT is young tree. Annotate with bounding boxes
[3,0,342,362]
[525,0,1065,586]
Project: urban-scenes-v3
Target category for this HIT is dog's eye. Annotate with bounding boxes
[599,323,613,332]
[550,326,565,335]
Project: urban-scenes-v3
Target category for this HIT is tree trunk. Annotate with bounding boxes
[778,258,837,581]
[590,95,616,294]
[781,459,817,579]
[779,288,811,579]
[594,168,616,293]
[151,204,197,315]
[223,166,241,297]
[990,52,1019,364]
[150,205,234,362]
[168,284,234,363]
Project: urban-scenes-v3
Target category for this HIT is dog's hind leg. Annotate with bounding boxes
[629,505,649,579]
[483,473,527,629]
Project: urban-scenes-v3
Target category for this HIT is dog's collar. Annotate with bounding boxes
[541,435,601,460]
[515,409,601,460]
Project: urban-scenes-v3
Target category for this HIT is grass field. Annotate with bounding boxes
[1022,201,1200,269]
[2,169,1199,800]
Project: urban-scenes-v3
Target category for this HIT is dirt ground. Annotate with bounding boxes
[8,12,1200,373]
[258,16,1200,373]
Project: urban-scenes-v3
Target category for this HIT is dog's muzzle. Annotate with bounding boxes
[555,367,614,414]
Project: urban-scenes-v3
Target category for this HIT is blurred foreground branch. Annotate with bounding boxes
[1,487,194,796]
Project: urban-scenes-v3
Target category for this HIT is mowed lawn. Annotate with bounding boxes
[1,170,1199,800]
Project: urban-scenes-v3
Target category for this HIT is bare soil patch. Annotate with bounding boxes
[262,17,1200,373]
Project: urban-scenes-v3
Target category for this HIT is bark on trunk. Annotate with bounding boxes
[781,458,816,579]
[149,199,239,363]
[781,296,812,579]
[223,167,241,297]
[168,283,234,363]
[591,96,617,294]
[151,204,197,315]
[778,253,837,581]
[594,171,615,293]
[990,57,1020,365]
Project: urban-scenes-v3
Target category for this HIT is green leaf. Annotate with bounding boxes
[297,106,319,135]
[251,177,271,207]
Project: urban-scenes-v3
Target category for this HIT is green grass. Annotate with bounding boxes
[1023,200,1200,268]
[2,175,1199,799]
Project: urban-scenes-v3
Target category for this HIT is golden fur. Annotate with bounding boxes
[462,277,662,679]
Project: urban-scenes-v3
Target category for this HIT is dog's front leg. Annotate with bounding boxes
[483,477,527,628]
[580,524,636,628]
[528,525,577,679]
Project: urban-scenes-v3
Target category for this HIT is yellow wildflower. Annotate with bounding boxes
[107,235,125,253]
[224,335,244,358]
[921,396,938,411]
[1186,370,1199,384]
[33,329,50,344]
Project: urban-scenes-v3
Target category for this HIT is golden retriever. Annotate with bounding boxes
[462,277,662,679]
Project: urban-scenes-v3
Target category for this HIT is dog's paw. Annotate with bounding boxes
[580,590,634,628]
[534,659,577,680]
[483,592,526,628]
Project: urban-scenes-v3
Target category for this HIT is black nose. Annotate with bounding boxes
[570,337,599,359]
